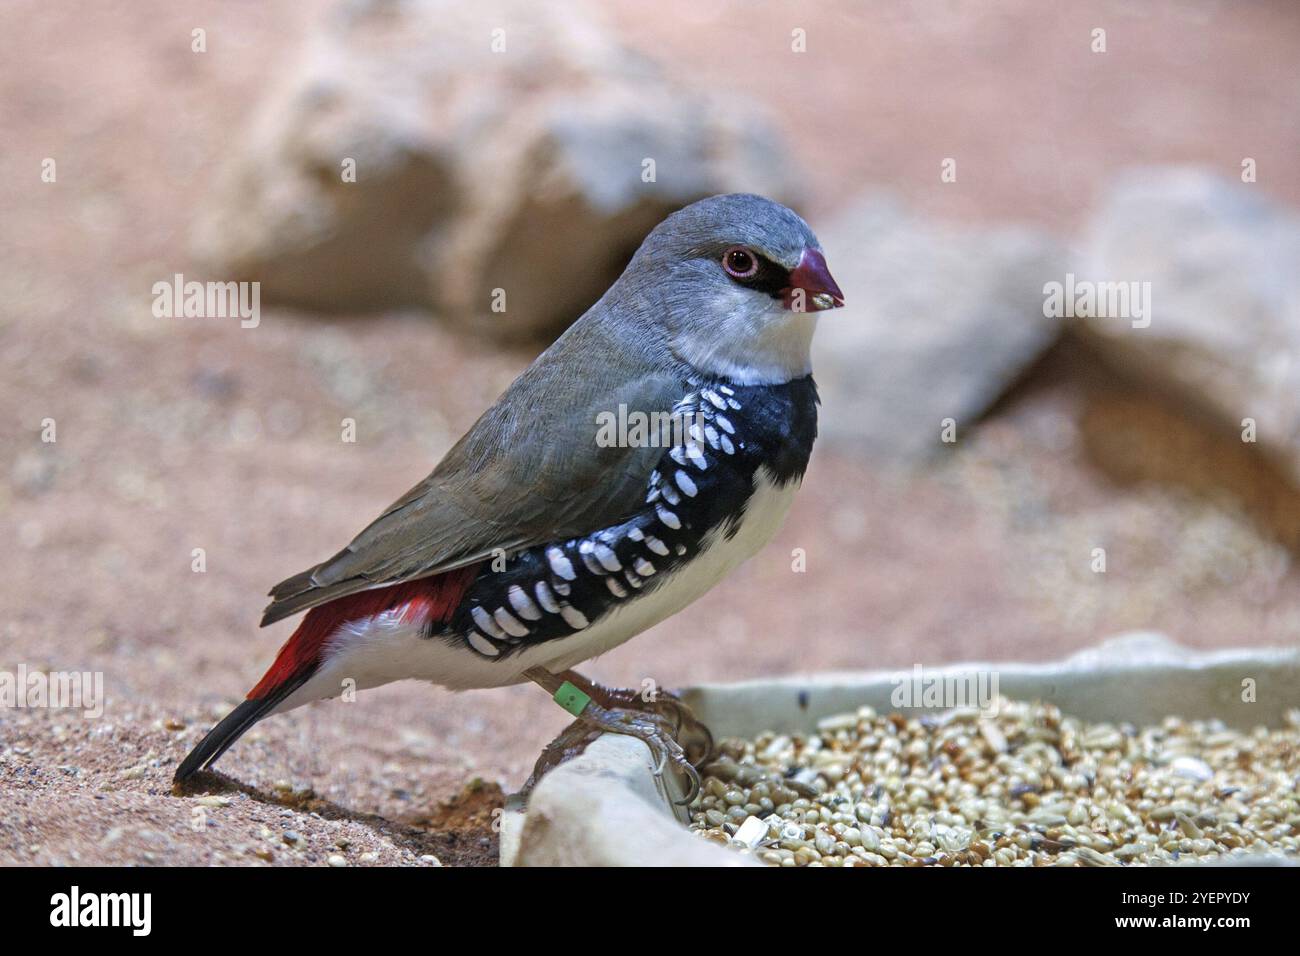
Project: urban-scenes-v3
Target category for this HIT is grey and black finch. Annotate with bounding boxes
[175,193,844,797]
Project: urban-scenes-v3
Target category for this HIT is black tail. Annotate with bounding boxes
[173,670,313,785]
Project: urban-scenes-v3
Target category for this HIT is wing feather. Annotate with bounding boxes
[261,318,684,626]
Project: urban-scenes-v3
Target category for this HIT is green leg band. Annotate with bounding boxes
[554,680,591,718]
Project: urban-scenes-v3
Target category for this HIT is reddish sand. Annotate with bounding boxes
[1,0,1296,866]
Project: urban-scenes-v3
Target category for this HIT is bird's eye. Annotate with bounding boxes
[722,246,759,279]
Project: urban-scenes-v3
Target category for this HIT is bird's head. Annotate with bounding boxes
[619,193,843,385]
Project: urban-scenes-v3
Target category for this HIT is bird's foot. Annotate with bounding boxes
[521,667,711,805]
[523,702,702,805]
[587,700,702,805]
[587,684,715,770]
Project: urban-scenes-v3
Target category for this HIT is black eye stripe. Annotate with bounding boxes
[729,254,790,298]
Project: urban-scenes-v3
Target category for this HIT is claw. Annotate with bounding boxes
[674,761,702,806]
[652,749,668,777]
[521,720,603,797]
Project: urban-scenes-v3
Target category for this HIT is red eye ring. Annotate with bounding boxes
[722,246,759,279]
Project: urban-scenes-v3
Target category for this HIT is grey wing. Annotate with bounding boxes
[261,354,685,626]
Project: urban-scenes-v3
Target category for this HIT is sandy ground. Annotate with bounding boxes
[1,0,1297,866]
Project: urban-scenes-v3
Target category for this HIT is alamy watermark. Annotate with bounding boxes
[0,665,104,719]
[152,273,260,328]
[50,886,150,936]
[890,664,1000,718]
[1043,272,1151,329]
[595,405,707,449]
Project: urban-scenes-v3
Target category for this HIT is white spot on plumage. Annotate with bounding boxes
[534,580,560,612]
[593,542,621,572]
[704,425,720,449]
[606,577,628,598]
[669,446,688,467]
[661,481,680,506]
[493,606,529,638]
[627,527,645,542]
[715,414,735,434]
[685,444,707,469]
[471,605,507,640]
[645,535,669,556]
[727,398,741,410]
[578,541,604,575]
[702,389,727,409]
[719,434,735,455]
[560,604,589,630]
[508,584,542,621]
[674,470,698,497]
[624,569,643,589]
[467,631,500,657]
[547,547,576,581]
[634,557,656,577]
[656,504,681,529]
[718,385,735,396]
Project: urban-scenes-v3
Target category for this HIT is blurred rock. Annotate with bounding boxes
[193,0,794,341]
[1076,168,1300,483]
[812,194,1066,461]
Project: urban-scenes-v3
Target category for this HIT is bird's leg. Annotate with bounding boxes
[518,668,613,798]
[522,667,703,805]
[551,669,715,769]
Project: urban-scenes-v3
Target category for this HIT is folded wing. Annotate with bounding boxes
[262,322,685,626]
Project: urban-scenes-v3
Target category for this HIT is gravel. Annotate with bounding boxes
[689,700,1300,867]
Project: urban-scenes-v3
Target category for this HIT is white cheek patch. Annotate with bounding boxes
[671,286,817,385]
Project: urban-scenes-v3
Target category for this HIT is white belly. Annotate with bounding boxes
[274,468,798,711]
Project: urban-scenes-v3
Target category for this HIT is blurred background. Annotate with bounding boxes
[1,0,1297,865]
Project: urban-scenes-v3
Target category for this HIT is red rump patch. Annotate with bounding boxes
[247,564,481,700]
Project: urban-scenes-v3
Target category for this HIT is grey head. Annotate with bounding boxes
[601,193,844,386]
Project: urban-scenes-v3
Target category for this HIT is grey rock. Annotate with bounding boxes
[505,734,755,867]
[193,0,795,341]
[1076,167,1300,482]
[812,194,1067,460]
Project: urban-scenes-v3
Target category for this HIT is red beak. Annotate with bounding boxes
[783,248,844,312]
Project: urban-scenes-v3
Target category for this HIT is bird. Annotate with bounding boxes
[174,193,843,799]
